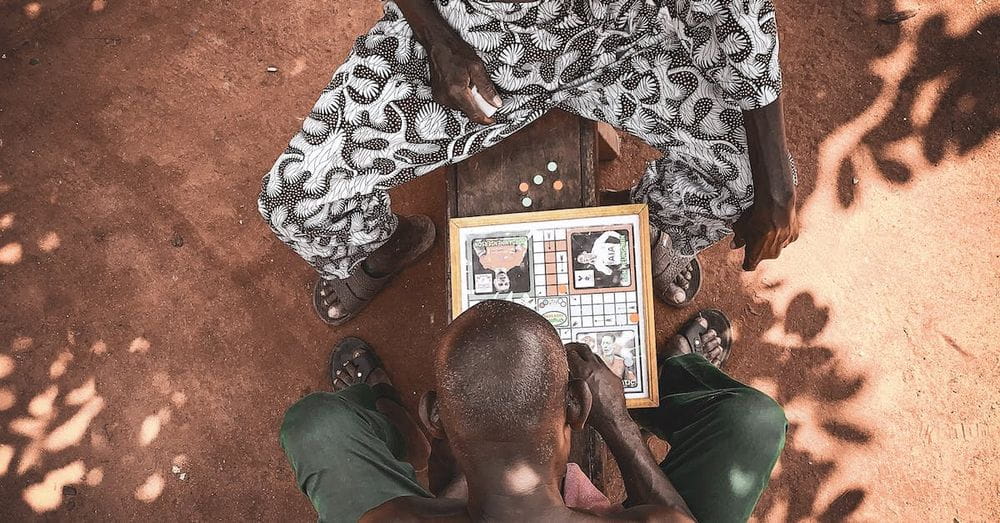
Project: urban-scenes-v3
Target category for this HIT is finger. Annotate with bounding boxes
[566,342,592,362]
[731,233,745,249]
[453,87,494,125]
[743,236,766,271]
[468,63,502,108]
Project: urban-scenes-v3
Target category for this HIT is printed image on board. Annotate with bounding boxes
[469,234,533,296]
[575,328,643,393]
[536,296,569,327]
[569,226,636,294]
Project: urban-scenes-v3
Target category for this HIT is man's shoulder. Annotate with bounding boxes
[360,495,469,522]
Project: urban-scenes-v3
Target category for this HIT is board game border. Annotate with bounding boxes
[448,204,659,409]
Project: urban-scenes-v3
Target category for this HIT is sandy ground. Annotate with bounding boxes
[1,0,997,520]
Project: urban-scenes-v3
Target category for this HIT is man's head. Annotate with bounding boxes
[600,334,615,356]
[576,251,596,265]
[419,300,591,478]
[493,269,510,292]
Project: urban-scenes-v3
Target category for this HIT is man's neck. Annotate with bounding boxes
[462,458,568,520]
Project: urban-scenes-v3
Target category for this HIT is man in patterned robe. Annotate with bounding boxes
[259,0,799,325]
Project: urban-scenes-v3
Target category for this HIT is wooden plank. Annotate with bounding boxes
[451,109,592,217]
[597,122,621,161]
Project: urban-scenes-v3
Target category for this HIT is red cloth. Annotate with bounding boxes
[562,462,619,515]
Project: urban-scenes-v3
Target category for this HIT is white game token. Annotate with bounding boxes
[470,86,500,118]
[546,161,557,172]
[533,175,544,185]
[521,196,532,207]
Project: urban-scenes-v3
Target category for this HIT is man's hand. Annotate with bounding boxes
[392,0,501,125]
[731,179,799,271]
[566,343,628,434]
[737,94,800,271]
[427,34,501,125]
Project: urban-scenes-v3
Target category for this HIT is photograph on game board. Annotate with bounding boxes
[575,328,643,393]
[469,234,533,296]
[569,226,636,293]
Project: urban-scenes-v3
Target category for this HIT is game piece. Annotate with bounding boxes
[533,175,544,185]
[470,86,499,118]
[547,161,558,172]
[518,182,529,192]
[521,197,532,207]
[553,180,564,191]
[449,204,658,408]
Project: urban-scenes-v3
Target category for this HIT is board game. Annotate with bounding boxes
[449,204,658,408]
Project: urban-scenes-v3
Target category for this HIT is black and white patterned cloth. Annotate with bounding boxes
[258,0,783,280]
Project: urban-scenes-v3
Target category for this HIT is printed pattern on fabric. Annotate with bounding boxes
[258,0,783,279]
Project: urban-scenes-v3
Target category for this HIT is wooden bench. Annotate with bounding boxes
[446,109,620,494]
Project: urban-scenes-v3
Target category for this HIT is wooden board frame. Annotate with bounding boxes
[448,204,659,409]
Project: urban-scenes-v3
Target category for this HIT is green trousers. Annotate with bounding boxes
[280,354,786,522]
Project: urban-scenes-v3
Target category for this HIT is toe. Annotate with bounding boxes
[695,317,709,329]
[668,283,686,304]
[327,302,345,319]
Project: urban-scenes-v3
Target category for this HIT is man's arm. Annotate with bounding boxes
[731,94,799,270]
[599,413,691,513]
[392,0,501,124]
[566,344,695,520]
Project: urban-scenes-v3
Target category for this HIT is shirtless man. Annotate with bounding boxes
[280,301,786,521]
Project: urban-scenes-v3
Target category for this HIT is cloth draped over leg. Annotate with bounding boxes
[258,0,783,281]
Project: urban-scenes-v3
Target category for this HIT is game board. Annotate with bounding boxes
[450,204,658,408]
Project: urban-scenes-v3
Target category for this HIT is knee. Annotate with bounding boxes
[717,388,787,457]
[279,393,363,453]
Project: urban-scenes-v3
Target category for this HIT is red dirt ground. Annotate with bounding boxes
[1,0,997,520]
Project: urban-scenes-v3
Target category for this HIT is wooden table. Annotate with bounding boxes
[446,109,620,494]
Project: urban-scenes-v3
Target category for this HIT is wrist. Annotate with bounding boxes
[593,409,637,439]
[414,18,459,50]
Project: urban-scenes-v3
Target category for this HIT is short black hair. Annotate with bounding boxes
[435,300,567,460]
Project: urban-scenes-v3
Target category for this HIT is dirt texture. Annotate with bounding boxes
[1,0,997,520]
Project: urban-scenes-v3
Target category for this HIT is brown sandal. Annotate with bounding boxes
[650,230,701,308]
[313,215,436,326]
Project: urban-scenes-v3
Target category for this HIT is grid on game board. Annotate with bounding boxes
[532,229,568,297]
[568,292,640,328]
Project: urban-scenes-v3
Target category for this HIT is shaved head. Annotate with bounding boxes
[435,300,567,461]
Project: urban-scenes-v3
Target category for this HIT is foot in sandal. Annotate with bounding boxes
[330,337,431,470]
[599,189,702,308]
[314,214,436,326]
[662,309,733,368]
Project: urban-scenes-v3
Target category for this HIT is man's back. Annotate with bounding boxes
[361,494,691,522]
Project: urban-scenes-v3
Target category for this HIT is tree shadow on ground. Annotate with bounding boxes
[726,288,872,521]
[831,12,996,208]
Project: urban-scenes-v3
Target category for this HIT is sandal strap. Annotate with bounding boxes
[324,269,392,318]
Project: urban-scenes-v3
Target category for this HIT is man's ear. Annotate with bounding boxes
[418,390,447,440]
[565,379,592,431]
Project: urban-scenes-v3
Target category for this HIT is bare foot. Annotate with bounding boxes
[663,317,726,366]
